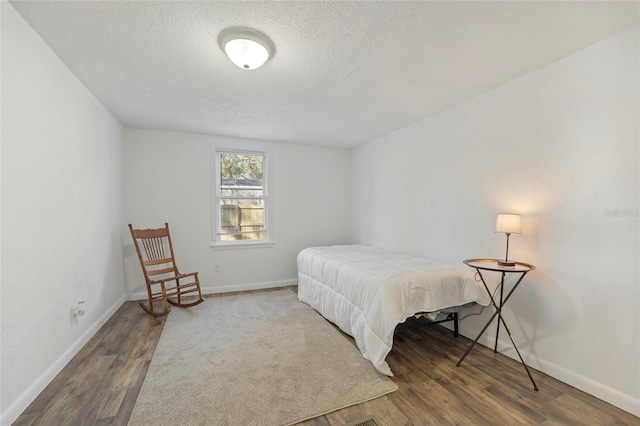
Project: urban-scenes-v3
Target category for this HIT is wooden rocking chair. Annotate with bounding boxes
[129,223,204,317]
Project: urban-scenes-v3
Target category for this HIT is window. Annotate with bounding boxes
[213,148,269,246]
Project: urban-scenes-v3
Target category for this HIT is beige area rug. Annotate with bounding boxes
[128,289,397,426]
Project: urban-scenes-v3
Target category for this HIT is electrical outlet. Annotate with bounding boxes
[213,263,221,272]
[74,301,85,317]
[70,301,84,326]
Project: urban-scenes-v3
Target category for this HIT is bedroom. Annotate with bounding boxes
[1,1,638,425]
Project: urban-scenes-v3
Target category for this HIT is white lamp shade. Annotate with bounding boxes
[219,27,274,70]
[495,213,522,234]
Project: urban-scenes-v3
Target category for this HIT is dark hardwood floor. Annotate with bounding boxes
[14,289,639,425]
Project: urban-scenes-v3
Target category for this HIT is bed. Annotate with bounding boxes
[297,244,491,376]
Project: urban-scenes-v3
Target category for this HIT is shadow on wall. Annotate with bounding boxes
[122,237,146,298]
[493,270,577,366]
[98,229,129,311]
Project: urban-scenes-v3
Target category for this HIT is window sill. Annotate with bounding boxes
[210,241,275,251]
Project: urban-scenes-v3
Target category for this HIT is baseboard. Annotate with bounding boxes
[202,279,298,295]
[126,279,298,301]
[0,295,127,426]
[457,324,640,417]
[533,356,640,417]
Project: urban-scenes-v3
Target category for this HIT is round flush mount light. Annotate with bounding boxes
[218,27,275,70]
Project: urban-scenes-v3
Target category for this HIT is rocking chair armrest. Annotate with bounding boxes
[149,272,198,285]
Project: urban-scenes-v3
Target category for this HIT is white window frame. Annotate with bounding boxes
[211,147,272,249]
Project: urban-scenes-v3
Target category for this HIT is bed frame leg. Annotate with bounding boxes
[454,312,459,337]
[412,311,460,337]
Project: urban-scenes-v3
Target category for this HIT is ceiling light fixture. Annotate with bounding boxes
[218,27,275,70]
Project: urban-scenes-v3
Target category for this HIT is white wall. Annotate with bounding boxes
[124,128,351,295]
[2,0,636,420]
[1,4,126,424]
[352,28,639,415]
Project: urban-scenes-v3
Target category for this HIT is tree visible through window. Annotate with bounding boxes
[215,149,268,243]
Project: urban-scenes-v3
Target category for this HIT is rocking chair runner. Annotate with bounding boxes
[129,223,204,317]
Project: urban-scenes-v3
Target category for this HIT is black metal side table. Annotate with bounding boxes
[457,258,538,391]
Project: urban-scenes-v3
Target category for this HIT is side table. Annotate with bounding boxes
[457,258,538,391]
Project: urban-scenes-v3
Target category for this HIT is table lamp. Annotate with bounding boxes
[495,213,521,266]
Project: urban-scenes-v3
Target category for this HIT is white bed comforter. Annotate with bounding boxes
[297,245,490,376]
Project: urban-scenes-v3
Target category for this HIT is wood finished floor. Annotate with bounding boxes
[14,289,639,426]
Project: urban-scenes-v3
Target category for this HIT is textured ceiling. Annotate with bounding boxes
[9,1,640,148]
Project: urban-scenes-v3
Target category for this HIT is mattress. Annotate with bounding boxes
[297,244,490,376]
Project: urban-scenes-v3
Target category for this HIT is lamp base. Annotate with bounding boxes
[498,260,516,267]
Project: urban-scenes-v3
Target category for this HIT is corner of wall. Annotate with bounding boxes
[0,296,126,426]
